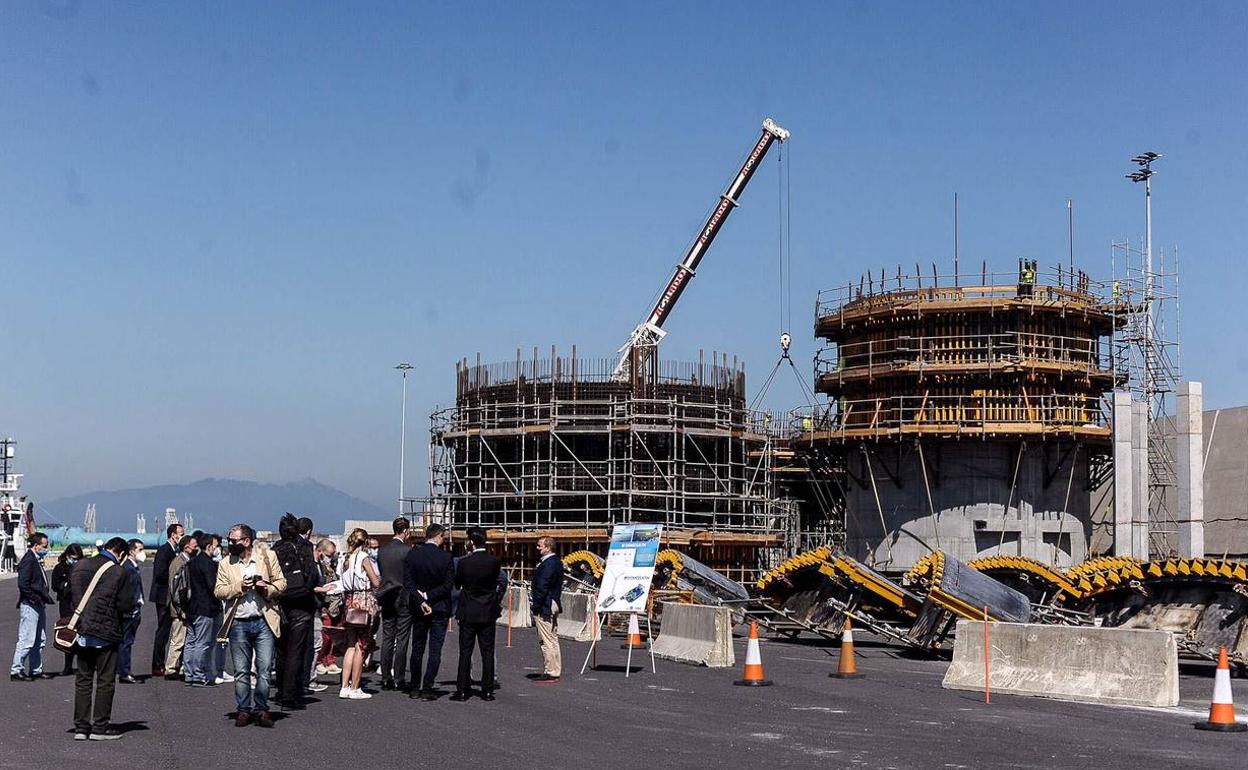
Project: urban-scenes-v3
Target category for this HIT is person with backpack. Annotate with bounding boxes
[163,535,198,679]
[272,513,320,709]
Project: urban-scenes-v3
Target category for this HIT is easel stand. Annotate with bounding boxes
[580,612,656,678]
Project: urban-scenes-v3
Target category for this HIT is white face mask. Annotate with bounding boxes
[134,550,147,563]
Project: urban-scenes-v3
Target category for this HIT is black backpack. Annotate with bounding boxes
[273,539,316,602]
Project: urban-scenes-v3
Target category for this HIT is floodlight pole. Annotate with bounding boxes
[396,362,415,514]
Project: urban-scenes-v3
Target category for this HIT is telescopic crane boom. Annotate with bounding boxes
[612,118,790,380]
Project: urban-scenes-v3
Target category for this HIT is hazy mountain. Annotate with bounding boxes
[40,478,388,535]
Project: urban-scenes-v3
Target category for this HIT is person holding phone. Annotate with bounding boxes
[214,524,286,728]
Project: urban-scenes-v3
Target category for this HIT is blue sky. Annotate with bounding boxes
[2,1,1245,511]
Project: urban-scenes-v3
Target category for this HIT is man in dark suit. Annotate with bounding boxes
[149,522,183,676]
[403,522,453,700]
[376,516,413,691]
[10,532,53,681]
[451,528,501,701]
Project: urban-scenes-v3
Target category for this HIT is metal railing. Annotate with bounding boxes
[814,332,1114,377]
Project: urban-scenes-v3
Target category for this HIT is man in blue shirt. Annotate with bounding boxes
[10,532,53,681]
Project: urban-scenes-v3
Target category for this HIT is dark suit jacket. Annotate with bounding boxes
[376,538,411,602]
[70,553,135,644]
[454,550,502,625]
[150,541,176,606]
[184,553,221,619]
[404,542,454,617]
[530,554,564,619]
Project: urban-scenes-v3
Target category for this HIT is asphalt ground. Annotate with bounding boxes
[2,568,1246,769]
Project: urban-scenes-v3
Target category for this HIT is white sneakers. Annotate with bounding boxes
[338,687,372,700]
[326,664,342,675]
[307,682,329,693]
[315,665,329,676]
[214,673,235,685]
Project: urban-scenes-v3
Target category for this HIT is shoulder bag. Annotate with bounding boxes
[53,561,116,652]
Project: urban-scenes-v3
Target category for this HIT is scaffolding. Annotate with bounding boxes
[1111,239,1181,556]
[419,348,797,582]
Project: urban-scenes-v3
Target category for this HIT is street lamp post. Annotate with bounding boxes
[395,362,414,515]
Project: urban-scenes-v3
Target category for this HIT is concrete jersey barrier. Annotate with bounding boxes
[496,585,533,628]
[556,591,596,642]
[942,620,1179,707]
[650,602,735,668]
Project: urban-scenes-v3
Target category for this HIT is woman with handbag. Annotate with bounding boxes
[337,528,380,700]
[50,544,84,675]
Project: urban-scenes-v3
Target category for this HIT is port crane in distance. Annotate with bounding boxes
[612,117,790,381]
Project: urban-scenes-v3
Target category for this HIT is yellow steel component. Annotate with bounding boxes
[756,545,833,592]
[654,549,684,589]
[966,554,1083,599]
[832,554,922,616]
[561,550,605,581]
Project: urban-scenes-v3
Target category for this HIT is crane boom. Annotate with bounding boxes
[613,118,790,380]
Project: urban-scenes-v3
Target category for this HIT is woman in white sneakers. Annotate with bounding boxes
[337,528,380,699]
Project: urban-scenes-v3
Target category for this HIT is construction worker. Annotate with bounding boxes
[801,415,814,433]
[1018,260,1035,298]
[1112,280,1120,302]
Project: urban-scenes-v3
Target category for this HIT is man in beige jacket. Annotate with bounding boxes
[215,524,285,728]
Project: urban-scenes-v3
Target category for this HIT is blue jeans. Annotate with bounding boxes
[118,613,142,677]
[10,604,46,675]
[184,615,218,684]
[228,617,275,714]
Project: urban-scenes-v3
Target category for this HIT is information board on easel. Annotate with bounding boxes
[581,523,661,676]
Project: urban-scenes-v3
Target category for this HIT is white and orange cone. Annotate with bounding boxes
[829,618,864,679]
[1196,646,1247,732]
[733,621,773,687]
[621,612,645,649]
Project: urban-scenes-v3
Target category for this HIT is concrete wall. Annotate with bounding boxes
[942,620,1179,707]
[844,440,1091,572]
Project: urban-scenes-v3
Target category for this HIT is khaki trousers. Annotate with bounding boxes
[534,614,561,678]
[164,616,187,673]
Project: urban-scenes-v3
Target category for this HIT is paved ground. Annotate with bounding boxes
[1,567,1245,769]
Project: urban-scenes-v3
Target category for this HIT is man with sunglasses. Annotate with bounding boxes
[214,524,287,727]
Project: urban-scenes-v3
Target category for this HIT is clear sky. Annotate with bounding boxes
[2,1,1245,512]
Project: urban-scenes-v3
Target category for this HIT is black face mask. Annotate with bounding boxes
[228,543,245,557]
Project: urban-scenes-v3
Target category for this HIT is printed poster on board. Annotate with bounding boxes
[594,523,663,614]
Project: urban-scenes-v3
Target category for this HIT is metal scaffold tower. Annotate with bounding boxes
[1113,151,1182,557]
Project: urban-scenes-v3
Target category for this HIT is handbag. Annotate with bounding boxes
[344,589,378,626]
[53,560,116,652]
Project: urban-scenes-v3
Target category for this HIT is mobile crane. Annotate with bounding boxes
[612,118,790,380]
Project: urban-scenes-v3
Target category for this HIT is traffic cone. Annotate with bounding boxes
[733,621,773,687]
[1196,646,1247,732]
[829,619,864,679]
[621,613,644,649]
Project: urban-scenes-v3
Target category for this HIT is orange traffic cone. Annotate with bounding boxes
[733,621,773,687]
[1196,646,1247,732]
[829,619,864,679]
[621,613,645,649]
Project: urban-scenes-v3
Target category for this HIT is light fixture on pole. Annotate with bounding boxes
[395,362,414,514]
[1126,151,1161,415]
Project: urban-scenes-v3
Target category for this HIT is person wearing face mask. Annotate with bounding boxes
[207,534,232,685]
[11,532,54,681]
[116,540,147,684]
[163,535,199,679]
[50,543,85,676]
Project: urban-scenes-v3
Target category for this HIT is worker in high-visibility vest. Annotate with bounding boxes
[1112,280,1120,301]
[801,415,814,433]
[1018,261,1035,298]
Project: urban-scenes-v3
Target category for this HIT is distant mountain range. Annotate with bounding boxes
[40,478,389,535]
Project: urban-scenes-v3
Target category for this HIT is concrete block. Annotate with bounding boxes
[1176,381,1205,558]
[556,591,596,642]
[496,585,532,628]
[942,620,1178,707]
[1112,391,1134,557]
[650,602,735,668]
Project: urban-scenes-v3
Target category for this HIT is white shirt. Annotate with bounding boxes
[234,555,262,619]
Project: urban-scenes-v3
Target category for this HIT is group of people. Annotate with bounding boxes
[9,514,568,740]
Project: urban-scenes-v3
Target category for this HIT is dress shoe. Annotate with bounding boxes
[118,675,139,684]
[448,691,470,702]
[164,673,182,681]
[380,679,395,691]
[234,712,252,728]
[481,691,496,702]
[533,674,561,684]
[151,668,165,678]
[255,711,275,728]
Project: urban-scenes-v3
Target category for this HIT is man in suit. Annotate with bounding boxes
[376,516,413,691]
[529,536,563,684]
[117,540,146,684]
[451,528,501,701]
[149,522,183,676]
[403,522,453,700]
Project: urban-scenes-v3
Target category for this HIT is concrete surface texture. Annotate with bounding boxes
[556,591,596,642]
[0,567,1244,770]
[845,440,1091,572]
[650,602,735,668]
[943,620,1180,707]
